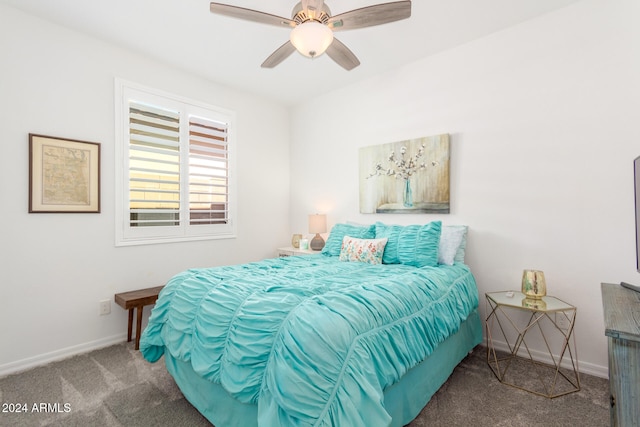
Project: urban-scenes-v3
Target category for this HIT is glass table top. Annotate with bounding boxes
[486,291,574,312]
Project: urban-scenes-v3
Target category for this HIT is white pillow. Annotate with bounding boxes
[438,225,468,265]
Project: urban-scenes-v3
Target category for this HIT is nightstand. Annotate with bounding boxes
[485,291,580,398]
[276,246,316,257]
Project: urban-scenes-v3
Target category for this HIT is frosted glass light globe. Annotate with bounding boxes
[290,21,334,58]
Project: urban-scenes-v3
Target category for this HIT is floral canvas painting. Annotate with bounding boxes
[359,134,450,214]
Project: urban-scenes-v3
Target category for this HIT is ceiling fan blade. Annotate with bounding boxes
[261,41,297,68]
[325,38,360,71]
[210,3,295,28]
[328,1,411,31]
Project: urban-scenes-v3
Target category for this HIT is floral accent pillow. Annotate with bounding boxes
[339,236,389,265]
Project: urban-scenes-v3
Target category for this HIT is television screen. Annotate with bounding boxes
[633,157,640,273]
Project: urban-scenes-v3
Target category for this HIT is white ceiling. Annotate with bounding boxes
[1,0,582,106]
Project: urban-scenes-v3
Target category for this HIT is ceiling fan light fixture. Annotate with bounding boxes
[290,21,334,58]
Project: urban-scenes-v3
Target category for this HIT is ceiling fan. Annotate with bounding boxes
[209,1,412,70]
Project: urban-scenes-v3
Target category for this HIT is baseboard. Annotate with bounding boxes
[0,333,127,377]
[483,337,609,379]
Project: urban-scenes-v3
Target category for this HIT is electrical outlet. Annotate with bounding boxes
[556,313,570,330]
[100,300,111,315]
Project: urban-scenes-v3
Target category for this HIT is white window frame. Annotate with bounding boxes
[115,79,237,246]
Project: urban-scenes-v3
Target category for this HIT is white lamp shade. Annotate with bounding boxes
[290,21,334,58]
[309,214,327,234]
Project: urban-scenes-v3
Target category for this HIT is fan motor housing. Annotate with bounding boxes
[291,2,331,24]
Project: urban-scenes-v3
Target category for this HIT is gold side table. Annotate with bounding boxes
[485,291,580,398]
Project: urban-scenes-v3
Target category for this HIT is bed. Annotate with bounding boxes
[140,221,482,427]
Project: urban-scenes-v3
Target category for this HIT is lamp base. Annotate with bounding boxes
[310,233,325,251]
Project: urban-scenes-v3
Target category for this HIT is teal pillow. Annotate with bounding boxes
[374,222,403,264]
[398,221,442,267]
[375,221,442,267]
[322,223,375,256]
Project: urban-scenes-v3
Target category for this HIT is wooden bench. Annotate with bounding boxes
[114,286,164,350]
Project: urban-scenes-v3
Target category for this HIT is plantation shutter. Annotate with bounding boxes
[188,116,229,225]
[116,79,236,246]
[128,102,181,227]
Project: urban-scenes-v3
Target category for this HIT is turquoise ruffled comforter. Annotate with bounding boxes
[140,255,479,427]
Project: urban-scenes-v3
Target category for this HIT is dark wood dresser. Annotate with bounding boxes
[601,283,640,426]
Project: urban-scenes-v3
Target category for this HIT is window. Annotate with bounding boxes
[115,80,236,246]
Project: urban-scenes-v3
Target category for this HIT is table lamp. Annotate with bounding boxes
[309,214,327,251]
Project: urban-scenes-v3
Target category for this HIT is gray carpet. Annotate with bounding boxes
[0,342,610,427]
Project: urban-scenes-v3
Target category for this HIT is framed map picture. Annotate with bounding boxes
[29,134,101,213]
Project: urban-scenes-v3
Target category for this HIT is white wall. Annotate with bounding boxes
[289,0,640,377]
[0,4,291,374]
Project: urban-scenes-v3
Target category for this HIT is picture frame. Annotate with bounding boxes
[29,134,101,213]
[359,134,450,214]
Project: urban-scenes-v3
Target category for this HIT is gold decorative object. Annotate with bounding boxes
[521,270,546,299]
[291,234,302,248]
[522,297,547,310]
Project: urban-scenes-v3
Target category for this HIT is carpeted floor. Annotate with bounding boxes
[0,342,610,427]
